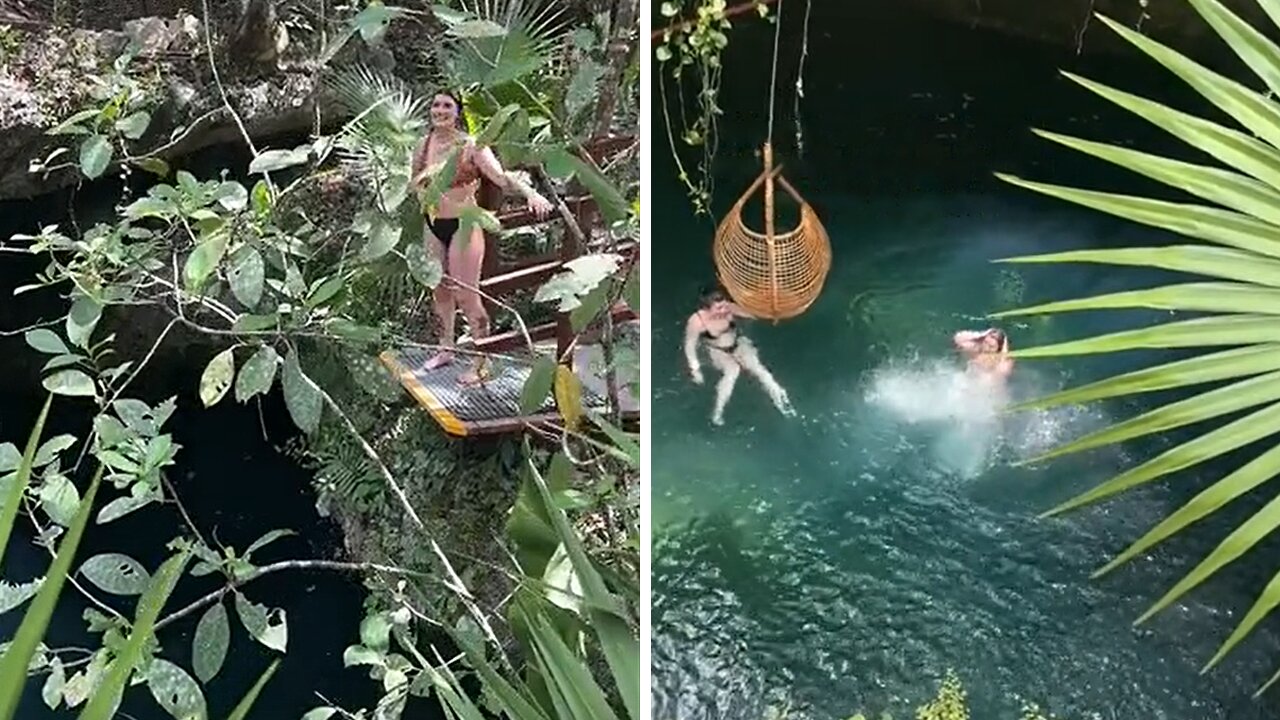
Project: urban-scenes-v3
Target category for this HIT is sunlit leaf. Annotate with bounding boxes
[146,658,208,720]
[42,370,96,398]
[0,577,42,615]
[228,246,265,309]
[553,365,583,431]
[192,601,230,683]
[520,355,557,415]
[199,347,236,407]
[25,329,68,355]
[79,553,151,595]
[235,345,279,402]
[66,295,102,350]
[79,134,112,179]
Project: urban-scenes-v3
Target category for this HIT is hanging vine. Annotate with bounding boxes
[655,0,773,215]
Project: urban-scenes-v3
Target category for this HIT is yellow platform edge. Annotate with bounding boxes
[379,350,469,437]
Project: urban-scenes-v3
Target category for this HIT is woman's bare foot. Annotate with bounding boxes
[457,359,489,387]
[422,351,454,371]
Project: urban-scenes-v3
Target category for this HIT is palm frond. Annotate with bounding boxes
[995,0,1280,692]
[441,0,571,89]
[327,64,429,178]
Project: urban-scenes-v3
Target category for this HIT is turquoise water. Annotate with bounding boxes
[651,5,1280,719]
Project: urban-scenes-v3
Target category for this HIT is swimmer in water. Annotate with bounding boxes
[953,327,1015,382]
[684,287,796,425]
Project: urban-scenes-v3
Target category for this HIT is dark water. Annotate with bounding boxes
[652,4,1280,719]
[0,158,407,717]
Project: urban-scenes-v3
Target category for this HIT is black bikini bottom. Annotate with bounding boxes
[426,216,460,247]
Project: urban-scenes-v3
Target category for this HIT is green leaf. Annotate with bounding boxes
[251,180,272,216]
[993,281,1280,318]
[192,601,230,683]
[359,215,402,262]
[115,110,151,140]
[475,104,521,146]
[235,592,288,652]
[569,156,628,226]
[34,434,76,467]
[42,370,96,398]
[535,253,623,311]
[233,314,279,333]
[1044,400,1280,518]
[520,604,623,720]
[449,18,508,38]
[0,444,18,473]
[306,276,344,309]
[199,348,236,408]
[43,354,84,372]
[184,231,230,291]
[622,263,639,311]
[542,148,576,180]
[589,413,639,469]
[79,553,151,595]
[248,147,310,174]
[214,181,249,212]
[0,465,102,719]
[228,247,265,310]
[302,709,337,720]
[570,280,612,332]
[42,656,64,709]
[1183,0,1280,99]
[281,348,323,434]
[245,528,295,556]
[342,645,383,668]
[46,108,100,136]
[997,245,1280,288]
[36,475,80,526]
[132,157,171,179]
[124,196,175,220]
[520,355,557,415]
[66,295,102,350]
[81,550,190,720]
[405,241,443,288]
[1008,314,1280,359]
[360,613,393,652]
[146,658,208,720]
[225,658,281,720]
[235,345,279,402]
[79,134,112,179]
[97,493,154,524]
[565,59,606,121]
[25,329,68,355]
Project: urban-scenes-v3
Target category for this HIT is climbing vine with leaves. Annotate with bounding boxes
[0,0,640,718]
[656,0,771,214]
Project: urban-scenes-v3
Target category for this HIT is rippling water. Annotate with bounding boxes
[651,7,1280,716]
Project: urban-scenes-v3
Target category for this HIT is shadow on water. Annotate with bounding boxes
[653,3,1280,719]
[0,145,444,717]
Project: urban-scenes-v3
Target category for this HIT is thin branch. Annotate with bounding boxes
[0,318,62,337]
[154,558,426,631]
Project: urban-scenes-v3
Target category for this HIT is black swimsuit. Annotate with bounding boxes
[427,217,461,248]
[701,318,739,354]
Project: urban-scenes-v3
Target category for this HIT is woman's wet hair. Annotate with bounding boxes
[985,328,1006,346]
[699,286,729,308]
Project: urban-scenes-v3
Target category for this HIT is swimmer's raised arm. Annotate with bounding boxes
[684,314,705,384]
[953,329,986,351]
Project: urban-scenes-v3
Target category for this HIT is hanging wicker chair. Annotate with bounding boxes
[713,143,832,321]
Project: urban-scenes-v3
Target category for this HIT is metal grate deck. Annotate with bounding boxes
[379,347,611,436]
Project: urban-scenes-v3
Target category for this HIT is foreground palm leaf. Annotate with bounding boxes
[995,0,1280,691]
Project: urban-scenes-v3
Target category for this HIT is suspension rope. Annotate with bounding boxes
[766,0,785,143]
[793,0,812,157]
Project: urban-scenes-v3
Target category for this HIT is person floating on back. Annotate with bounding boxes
[684,287,796,425]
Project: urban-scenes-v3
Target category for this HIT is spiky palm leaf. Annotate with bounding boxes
[436,0,571,90]
[328,64,429,179]
[997,0,1280,694]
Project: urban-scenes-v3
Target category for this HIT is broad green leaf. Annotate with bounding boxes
[79,134,112,179]
[405,241,443,288]
[543,543,583,613]
[79,552,151,595]
[522,605,622,720]
[359,214,401,262]
[97,493,154,524]
[0,465,102,719]
[1007,314,1280,359]
[0,444,17,473]
[1044,401,1280,517]
[46,108,99,135]
[542,148,576,180]
[359,613,392,652]
[565,59,606,121]
[1061,71,1280,193]
[302,709,337,720]
[993,172,1280,257]
[193,601,230,683]
[0,392,53,566]
[233,314,278,333]
[124,196,175,220]
[34,434,77,466]
[553,365,583,431]
[249,147,310,174]
[116,111,151,140]
[66,295,102,350]
[235,345,279,402]
[449,18,507,38]
[535,253,623,311]
[200,348,236,407]
[520,355,557,414]
[235,592,288,652]
[251,180,272,216]
[307,276,344,308]
[42,354,83,372]
[214,180,249,211]
[81,550,190,720]
[570,280,612,332]
[228,247,265,309]
[993,281,1280,318]
[225,658,282,720]
[475,104,521,146]
[281,349,323,434]
[569,156,628,226]
[133,157,171,179]
[25,329,68,355]
[1020,370,1280,465]
[0,578,41,615]
[588,413,639,469]
[42,370,96,398]
[342,645,383,668]
[36,475,80,526]
[146,658,208,720]
[184,231,230,291]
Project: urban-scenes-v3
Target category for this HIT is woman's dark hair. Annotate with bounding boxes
[985,328,1006,346]
[699,286,729,308]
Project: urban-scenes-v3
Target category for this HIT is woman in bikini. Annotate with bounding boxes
[684,287,795,425]
[411,90,554,384]
[953,327,1015,386]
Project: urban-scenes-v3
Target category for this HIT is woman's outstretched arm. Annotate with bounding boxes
[472,144,553,217]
